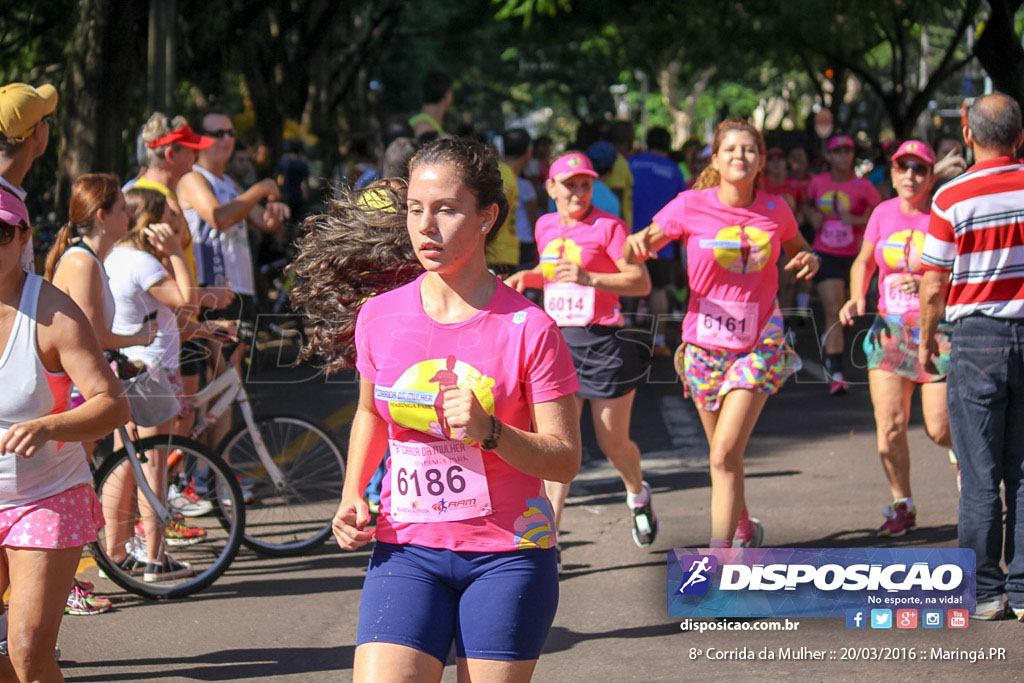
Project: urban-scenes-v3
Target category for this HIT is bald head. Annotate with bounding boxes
[967,93,1023,152]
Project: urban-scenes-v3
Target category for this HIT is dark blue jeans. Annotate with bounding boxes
[947,315,1024,607]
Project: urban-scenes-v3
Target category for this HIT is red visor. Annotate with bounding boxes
[146,124,214,150]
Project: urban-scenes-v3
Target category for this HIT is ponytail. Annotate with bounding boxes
[692,166,721,191]
[46,173,121,281]
[43,222,80,282]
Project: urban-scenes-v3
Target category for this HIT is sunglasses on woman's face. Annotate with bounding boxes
[205,128,235,139]
[0,221,28,246]
[894,161,930,175]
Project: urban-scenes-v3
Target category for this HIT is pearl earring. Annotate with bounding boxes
[481,223,489,232]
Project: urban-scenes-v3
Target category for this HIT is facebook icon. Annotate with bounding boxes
[845,609,867,629]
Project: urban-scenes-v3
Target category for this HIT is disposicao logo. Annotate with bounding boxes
[667,548,976,618]
[676,555,719,596]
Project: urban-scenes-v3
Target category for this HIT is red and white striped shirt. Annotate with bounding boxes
[921,156,1024,321]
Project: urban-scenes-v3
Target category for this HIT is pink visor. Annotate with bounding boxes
[0,191,29,227]
[549,153,599,182]
[890,139,936,166]
[827,135,854,150]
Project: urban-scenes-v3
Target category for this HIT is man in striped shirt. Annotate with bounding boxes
[919,92,1024,622]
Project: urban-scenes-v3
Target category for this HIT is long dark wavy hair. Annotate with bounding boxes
[290,137,510,373]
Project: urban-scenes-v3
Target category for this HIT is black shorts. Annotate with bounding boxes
[561,325,646,400]
[813,253,856,285]
[646,259,675,289]
[199,293,259,327]
[200,293,258,359]
[179,339,208,377]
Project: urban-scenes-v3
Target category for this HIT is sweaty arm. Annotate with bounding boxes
[177,172,279,231]
[333,379,391,550]
[582,259,651,297]
[917,269,950,375]
[440,387,581,483]
[0,285,128,457]
[622,223,672,263]
[54,255,153,349]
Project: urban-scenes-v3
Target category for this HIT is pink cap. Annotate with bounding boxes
[0,191,29,227]
[548,153,599,182]
[827,135,854,150]
[890,139,935,166]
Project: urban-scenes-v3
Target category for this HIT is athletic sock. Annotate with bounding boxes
[734,509,751,539]
[709,538,731,548]
[895,496,914,511]
[626,484,650,508]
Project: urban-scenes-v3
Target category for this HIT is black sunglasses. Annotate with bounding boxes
[204,128,235,139]
[0,220,29,247]
[894,161,930,174]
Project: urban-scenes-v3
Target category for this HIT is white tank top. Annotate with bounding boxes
[61,243,116,331]
[183,165,256,295]
[0,274,89,507]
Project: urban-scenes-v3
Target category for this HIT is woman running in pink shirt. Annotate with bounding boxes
[624,119,819,548]
[291,138,582,682]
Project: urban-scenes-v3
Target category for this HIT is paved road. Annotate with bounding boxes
[54,328,1021,681]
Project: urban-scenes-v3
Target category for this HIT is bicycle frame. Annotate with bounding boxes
[186,365,287,489]
[114,425,174,525]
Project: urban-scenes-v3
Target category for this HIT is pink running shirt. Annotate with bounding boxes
[862,197,929,322]
[806,174,881,256]
[354,273,579,552]
[653,188,798,352]
[534,207,629,326]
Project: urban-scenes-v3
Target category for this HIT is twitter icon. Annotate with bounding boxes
[870,609,892,629]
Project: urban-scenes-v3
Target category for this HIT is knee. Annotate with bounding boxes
[924,419,950,447]
[8,631,56,679]
[709,449,743,477]
[595,432,635,459]
[875,415,907,451]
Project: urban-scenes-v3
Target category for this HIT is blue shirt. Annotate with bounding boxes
[629,152,686,259]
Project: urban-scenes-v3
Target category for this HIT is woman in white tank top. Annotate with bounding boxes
[46,174,158,353]
[0,191,128,682]
[44,174,159,615]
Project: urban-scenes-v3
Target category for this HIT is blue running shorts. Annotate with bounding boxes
[356,541,559,662]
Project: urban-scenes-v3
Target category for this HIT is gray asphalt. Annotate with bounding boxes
[54,325,1022,681]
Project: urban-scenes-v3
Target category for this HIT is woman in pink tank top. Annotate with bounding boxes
[0,191,128,682]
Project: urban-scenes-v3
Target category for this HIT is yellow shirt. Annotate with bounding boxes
[131,177,198,281]
[604,154,634,229]
[485,162,520,267]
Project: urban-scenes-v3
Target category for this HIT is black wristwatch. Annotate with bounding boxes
[480,415,503,451]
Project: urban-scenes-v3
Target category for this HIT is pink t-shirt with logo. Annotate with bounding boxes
[806,174,881,256]
[354,273,579,552]
[653,188,798,352]
[534,207,628,326]
[862,197,929,322]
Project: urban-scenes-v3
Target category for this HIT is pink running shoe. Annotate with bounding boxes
[878,501,916,537]
[732,512,764,548]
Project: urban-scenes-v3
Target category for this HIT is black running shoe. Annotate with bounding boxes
[630,481,658,547]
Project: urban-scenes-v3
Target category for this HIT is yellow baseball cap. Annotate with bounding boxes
[0,83,58,140]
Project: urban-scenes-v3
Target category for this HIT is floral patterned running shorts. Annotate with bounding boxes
[862,316,952,383]
[674,311,800,412]
[0,483,104,550]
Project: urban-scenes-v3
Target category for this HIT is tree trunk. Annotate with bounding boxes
[974,0,1024,109]
[57,0,146,210]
